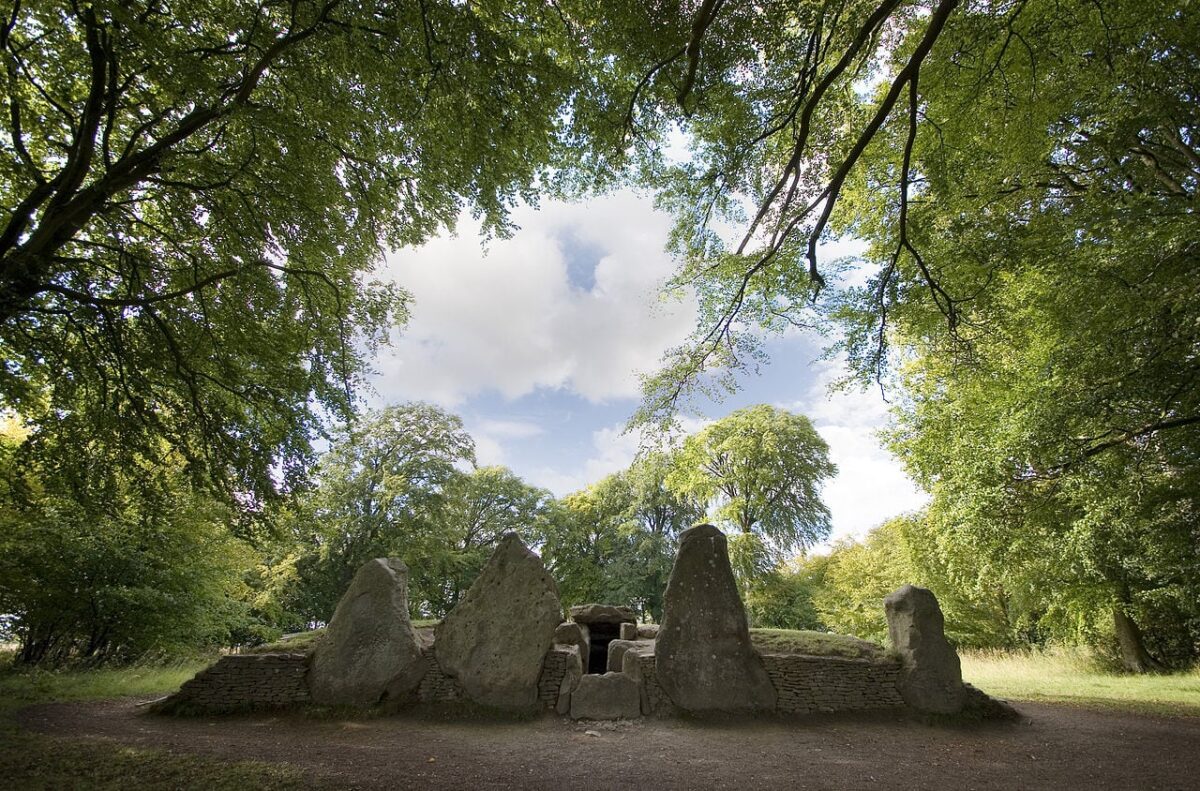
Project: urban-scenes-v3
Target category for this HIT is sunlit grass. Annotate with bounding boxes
[749,628,887,660]
[962,648,1200,717]
[0,655,208,716]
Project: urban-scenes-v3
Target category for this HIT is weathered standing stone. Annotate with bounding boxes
[884,584,965,715]
[636,623,660,640]
[308,558,425,708]
[435,533,563,710]
[656,524,776,712]
[554,621,591,674]
[569,604,637,625]
[555,645,584,715]
[570,672,642,720]
[619,622,637,641]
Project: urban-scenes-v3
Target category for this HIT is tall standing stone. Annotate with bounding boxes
[308,558,426,707]
[656,524,776,711]
[884,584,965,714]
[435,533,563,710]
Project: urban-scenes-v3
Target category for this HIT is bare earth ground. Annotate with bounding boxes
[16,698,1200,790]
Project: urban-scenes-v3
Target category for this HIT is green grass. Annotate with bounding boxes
[962,648,1200,717]
[749,628,886,660]
[246,620,439,655]
[0,655,315,788]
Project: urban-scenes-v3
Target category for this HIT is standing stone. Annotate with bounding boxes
[554,621,591,674]
[619,622,638,641]
[884,584,965,715]
[435,533,563,710]
[655,524,776,712]
[555,645,584,715]
[607,638,644,672]
[308,558,426,708]
[569,672,642,720]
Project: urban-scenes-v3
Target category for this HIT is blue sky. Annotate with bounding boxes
[369,191,925,546]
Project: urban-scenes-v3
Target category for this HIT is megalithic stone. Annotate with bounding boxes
[434,533,563,710]
[655,524,776,712]
[308,558,426,707]
[884,584,966,714]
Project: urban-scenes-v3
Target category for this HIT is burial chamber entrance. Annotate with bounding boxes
[566,604,637,675]
[586,622,619,674]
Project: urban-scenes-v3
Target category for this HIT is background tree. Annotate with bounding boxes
[666,405,835,577]
[286,403,474,621]
[0,415,258,664]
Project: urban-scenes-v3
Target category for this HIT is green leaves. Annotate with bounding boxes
[666,404,836,562]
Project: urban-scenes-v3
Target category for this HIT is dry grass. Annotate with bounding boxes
[962,648,1200,717]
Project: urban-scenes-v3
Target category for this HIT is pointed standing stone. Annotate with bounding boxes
[308,558,426,707]
[655,524,776,712]
[434,533,563,710]
[884,584,966,714]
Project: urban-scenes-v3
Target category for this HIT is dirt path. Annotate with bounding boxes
[16,699,1200,790]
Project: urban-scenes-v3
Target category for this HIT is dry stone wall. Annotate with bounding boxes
[537,646,577,708]
[158,653,309,713]
[761,654,904,714]
[416,646,463,703]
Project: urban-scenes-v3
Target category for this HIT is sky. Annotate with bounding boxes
[369,190,927,547]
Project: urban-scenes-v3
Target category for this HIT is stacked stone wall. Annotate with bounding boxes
[634,652,674,716]
[158,653,310,713]
[417,646,464,703]
[760,654,904,714]
[537,646,575,708]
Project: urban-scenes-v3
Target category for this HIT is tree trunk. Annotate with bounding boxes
[1113,606,1165,673]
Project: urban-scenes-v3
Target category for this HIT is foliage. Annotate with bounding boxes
[284,403,552,620]
[0,0,630,502]
[0,419,260,665]
[742,553,828,631]
[667,405,835,567]
[540,453,701,620]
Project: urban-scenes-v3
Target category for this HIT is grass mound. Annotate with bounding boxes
[749,628,886,660]
[244,619,441,655]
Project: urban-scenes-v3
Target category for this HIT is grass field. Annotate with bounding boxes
[0,657,311,789]
[962,649,1200,717]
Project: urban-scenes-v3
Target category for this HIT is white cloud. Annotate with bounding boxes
[781,361,928,544]
[530,416,711,498]
[371,192,696,407]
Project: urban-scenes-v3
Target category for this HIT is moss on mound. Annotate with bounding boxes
[749,628,886,660]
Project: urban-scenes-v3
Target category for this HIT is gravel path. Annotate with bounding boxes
[17,699,1200,790]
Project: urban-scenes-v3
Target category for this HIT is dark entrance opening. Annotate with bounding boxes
[587,622,619,674]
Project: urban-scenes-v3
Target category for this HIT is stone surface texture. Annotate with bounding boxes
[636,624,660,640]
[154,653,310,713]
[760,654,905,714]
[619,622,638,640]
[308,557,426,707]
[553,621,591,674]
[569,672,642,720]
[655,524,776,712]
[539,645,583,715]
[568,604,637,625]
[435,533,563,710]
[606,638,650,672]
[884,584,966,714]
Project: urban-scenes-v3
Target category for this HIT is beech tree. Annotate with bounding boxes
[0,0,619,500]
[666,405,835,568]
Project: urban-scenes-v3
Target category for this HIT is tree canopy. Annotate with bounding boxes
[0,0,627,501]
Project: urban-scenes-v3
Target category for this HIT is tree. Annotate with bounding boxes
[0,0,621,501]
[539,453,702,619]
[418,465,554,616]
[0,415,258,664]
[667,405,836,570]
[287,403,475,621]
